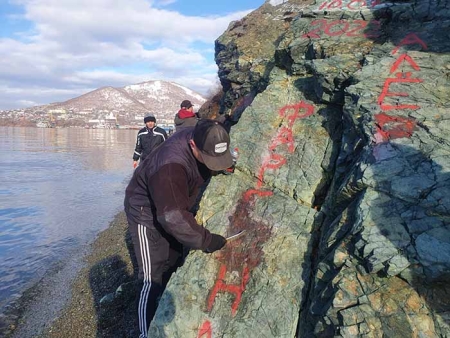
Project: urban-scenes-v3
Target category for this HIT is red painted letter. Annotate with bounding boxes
[392,33,428,55]
[390,53,420,74]
[197,321,212,338]
[207,264,250,316]
[377,72,423,111]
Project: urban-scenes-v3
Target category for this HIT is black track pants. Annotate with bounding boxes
[128,220,183,338]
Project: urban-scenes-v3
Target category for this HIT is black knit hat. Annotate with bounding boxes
[180,100,193,108]
[193,119,233,171]
[144,115,156,123]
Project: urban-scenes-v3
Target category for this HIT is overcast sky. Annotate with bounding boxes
[0,0,266,110]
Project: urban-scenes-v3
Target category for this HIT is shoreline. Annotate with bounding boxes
[8,211,139,338]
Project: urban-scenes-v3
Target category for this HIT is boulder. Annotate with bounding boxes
[150,0,450,337]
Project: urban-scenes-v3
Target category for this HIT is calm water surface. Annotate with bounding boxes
[0,127,137,314]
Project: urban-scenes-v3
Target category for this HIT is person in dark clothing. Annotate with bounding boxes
[174,99,199,132]
[133,114,168,168]
[124,119,233,338]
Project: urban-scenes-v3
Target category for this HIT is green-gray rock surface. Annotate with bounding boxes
[150,0,450,337]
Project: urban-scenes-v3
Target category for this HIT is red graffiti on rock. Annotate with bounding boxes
[377,72,423,111]
[374,114,417,141]
[375,33,427,142]
[319,0,382,10]
[207,264,251,315]
[198,101,314,335]
[255,102,314,190]
[391,33,428,55]
[302,19,381,39]
[197,320,212,338]
[390,54,420,74]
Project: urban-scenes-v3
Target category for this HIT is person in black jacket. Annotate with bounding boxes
[124,119,233,338]
[133,114,168,168]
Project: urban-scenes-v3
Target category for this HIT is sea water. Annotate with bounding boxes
[0,126,137,321]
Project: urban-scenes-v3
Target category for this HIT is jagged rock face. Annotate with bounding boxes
[215,0,315,119]
[150,1,450,337]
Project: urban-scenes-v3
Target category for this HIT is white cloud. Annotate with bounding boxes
[1,0,253,109]
[22,0,249,45]
[0,84,92,108]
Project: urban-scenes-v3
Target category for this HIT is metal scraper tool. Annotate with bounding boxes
[226,230,246,241]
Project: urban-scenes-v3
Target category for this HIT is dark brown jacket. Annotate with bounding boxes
[124,127,213,250]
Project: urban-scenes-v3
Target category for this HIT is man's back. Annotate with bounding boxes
[174,113,198,132]
[126,128,200,215]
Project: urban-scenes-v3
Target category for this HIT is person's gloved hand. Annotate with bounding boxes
[204,234,227,253]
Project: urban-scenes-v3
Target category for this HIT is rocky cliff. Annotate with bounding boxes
[150,0,450,337]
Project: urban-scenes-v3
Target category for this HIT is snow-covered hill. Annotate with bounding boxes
[123,80,206,115]
[48,80,206,119]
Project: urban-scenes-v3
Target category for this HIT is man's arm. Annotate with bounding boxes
[154,127,167,145]
[161,128,168,140]
[133,132,142,164]
[148,163,225,251]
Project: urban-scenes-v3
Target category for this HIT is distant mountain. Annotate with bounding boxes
[46,80,206,118]
[124,81,206,114]
[56,86,147,112]
[0,80,208,128]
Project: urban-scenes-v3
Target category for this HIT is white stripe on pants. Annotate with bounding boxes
[138,224,152,338]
